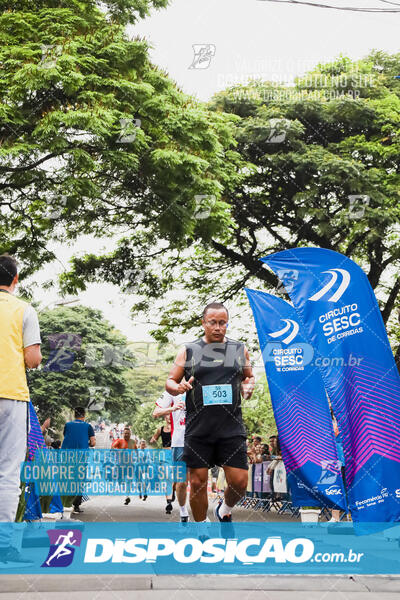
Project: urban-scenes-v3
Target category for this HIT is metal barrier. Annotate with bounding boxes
[216,461,348,520]
[228,460,300,517]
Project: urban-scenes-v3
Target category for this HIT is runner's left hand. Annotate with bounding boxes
[241,377,255,400]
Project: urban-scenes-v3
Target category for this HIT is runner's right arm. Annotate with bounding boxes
[166,346,194,396]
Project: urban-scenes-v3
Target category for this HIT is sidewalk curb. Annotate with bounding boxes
[0,574,400,593]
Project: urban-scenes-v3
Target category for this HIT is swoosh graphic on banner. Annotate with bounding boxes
[309,269,351,302]
[269,319,299,344]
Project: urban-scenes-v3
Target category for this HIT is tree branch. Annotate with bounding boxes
[211,239,276,285]
[381,277,400,324]
[0,153,60,172]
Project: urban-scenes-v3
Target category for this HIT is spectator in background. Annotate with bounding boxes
[267,436,282,496]
[149,417,174,509]
[153,390,189,521]
[253,442,264,464]
[255,441,271,464]
[250,435,262,450]
[150,416,172,448]
[269,435,278,456]
[261,444,271,462]
[138,439,148,500]
[0,254,42,566]
[111,426,137,450]
[247,437,256,463]
[41,417,51,435]
[112,426,137,506]
[62,406,96,514]
[247,435,267,464]
[272,436,281,459]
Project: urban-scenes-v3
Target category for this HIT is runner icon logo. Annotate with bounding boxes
[269,319,299,345]
[41,529,82,568]
[309,269,351,303]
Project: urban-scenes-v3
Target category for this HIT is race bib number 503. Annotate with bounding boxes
[202,384,232,406]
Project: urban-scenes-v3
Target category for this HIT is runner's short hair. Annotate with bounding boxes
[0,254,18,286]
[202,302,229,320]
[74,406,86,418]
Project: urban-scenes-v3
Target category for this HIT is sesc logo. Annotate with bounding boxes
[269,319,299,345]
[325,485,342,496]
[84,536,314,565]
[309,269,351,303]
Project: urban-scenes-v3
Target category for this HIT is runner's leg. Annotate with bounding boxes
[220,465,248,516]
[176,481,187,507]
[188,467,208,521]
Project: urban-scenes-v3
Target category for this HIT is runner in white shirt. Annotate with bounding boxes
[153,391,189,522]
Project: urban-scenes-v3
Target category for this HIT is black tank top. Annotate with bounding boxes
[160,426,171,448]
[183,337,247,439]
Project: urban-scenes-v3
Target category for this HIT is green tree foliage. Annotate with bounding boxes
[0,0,239,280]
[2,0,399,347]
[0,0,169,26]
[58,52,400,344]
[129,400,159,443]
[120,366,168,435]
[122,343,174,440]
[242,375,276,439]
[28,305,137,431]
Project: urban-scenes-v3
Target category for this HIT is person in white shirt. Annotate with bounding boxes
[153,391,189,522]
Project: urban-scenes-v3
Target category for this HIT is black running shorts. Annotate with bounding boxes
[182,435,248,470]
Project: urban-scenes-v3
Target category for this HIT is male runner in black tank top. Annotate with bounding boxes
[166,302,255,523]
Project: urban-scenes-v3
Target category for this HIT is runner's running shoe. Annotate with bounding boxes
[214,500,235,539]
[180,515,189,523]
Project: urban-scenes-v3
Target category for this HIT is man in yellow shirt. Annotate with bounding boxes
[0,254,42,565]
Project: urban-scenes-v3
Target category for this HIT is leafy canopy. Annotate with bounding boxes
[0,0,240,281]
[28,305,138,431]
[0,0,169,25]
[63,52,400,342]
[1,1,399,345]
